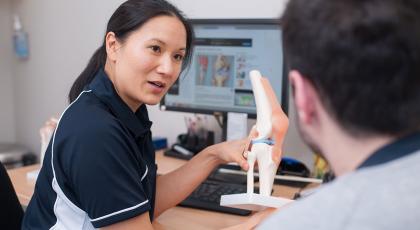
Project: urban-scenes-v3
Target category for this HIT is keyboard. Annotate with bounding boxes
[164,148,193,160]
[179,179,253,216]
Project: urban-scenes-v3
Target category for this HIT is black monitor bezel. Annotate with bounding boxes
[160,18,289,119]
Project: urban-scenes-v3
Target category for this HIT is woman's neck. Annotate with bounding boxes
[104,60,141,112]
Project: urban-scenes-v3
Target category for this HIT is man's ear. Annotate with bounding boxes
[105,32,120,62]
[289,70,318,124]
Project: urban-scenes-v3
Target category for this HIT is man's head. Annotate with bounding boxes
[282,0,420,152]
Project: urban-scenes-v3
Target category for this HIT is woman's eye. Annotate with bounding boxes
[150,45,161,53]
[174,54,184,61]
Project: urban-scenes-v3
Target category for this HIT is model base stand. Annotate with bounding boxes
[220,193,293,211]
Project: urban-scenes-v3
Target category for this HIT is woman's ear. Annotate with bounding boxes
[289,70,318,125]
[105,32,120,62]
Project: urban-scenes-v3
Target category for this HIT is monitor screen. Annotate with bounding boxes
[160,19,288,118]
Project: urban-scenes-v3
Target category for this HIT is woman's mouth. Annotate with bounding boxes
[148,81,166,93]
[148,81,166,88]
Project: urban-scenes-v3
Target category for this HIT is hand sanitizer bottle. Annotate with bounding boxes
[13,15,29,59]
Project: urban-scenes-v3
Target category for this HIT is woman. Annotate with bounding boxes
[22,0,251,229]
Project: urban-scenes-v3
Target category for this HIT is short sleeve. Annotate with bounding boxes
[65,122,151,228]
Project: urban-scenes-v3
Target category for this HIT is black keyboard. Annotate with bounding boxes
[164,148,193,160]
[179,179,252,216]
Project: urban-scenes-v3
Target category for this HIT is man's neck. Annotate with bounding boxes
[321,127,394,177]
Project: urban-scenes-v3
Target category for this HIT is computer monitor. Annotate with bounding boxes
[160,19,288,138]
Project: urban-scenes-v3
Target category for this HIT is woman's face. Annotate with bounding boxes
[106,15,187,111]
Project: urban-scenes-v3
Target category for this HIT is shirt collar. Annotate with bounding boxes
[358,132,420,169]
[87,68,152,139]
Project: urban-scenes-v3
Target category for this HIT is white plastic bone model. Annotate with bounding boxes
[220,70,293,210]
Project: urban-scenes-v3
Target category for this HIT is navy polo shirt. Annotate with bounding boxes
[23,69,157,229]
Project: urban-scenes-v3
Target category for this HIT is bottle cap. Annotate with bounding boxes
[13,14,22,31]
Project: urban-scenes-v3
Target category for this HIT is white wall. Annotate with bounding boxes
[0,0,16,143]
[9,0,314,168]
[11,0,122,154]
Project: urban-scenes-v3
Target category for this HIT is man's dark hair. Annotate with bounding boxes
[282,0,420,136]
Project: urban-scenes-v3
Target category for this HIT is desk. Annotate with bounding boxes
[8,150,310,229]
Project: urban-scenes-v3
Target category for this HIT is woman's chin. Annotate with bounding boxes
[139,91,167,106]
[143,97,163,106]
[145,102,160,106]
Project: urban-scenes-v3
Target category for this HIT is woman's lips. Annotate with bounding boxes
[148,81,166,93]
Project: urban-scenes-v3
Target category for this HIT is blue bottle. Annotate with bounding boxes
[13,15,29,59]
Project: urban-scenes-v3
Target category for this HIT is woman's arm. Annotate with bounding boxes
[154,139,249,217]
[102,212,154,230]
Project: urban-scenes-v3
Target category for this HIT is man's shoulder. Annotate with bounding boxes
[352,149,420,193]
[259,151,420,230]
[258,177,360,230]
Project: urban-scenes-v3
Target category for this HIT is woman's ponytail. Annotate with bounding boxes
[68,45,106,103]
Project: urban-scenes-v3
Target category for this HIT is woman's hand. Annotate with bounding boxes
[206,125,260,171]
[206,138,250,171]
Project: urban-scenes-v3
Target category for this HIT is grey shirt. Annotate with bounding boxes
[259,134,420,230]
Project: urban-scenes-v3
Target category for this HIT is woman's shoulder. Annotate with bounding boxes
[57,92,127,139]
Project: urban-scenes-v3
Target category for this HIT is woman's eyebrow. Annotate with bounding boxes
[150,38,186,51]
[150,38,166,45]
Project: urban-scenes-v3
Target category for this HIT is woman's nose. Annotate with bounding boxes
[156,55,174,76]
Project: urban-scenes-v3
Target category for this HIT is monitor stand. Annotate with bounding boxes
[213,112,229,142]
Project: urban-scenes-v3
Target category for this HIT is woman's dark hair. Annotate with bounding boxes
[68,0,194,103]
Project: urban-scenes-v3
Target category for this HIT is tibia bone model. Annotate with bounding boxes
[246,70,289,196]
